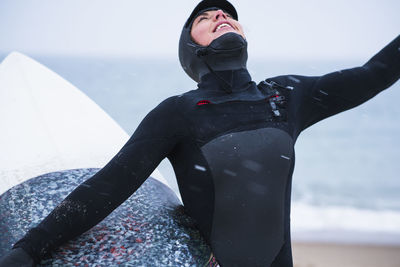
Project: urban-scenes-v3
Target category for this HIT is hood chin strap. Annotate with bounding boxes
[197,57,234,93]
[195,45,246,94]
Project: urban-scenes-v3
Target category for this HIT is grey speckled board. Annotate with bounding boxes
[0,169,211,266]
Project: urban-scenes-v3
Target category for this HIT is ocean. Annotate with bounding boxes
[2,53,400,245]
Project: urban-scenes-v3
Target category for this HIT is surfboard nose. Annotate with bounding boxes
[0,52,168,194]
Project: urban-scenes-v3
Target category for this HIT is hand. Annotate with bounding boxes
[0,248,35,267]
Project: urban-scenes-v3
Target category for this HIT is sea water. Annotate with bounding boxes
[3,54,399,245]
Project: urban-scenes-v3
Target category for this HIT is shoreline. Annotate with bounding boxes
[292,242,400,267]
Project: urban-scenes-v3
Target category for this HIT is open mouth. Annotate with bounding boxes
[214,22,234,32]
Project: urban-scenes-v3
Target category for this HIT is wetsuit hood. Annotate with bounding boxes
[179,0,248,85]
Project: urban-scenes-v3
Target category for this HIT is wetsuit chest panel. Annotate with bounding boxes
[200,127,294,266]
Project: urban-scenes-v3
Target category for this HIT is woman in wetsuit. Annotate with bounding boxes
[1,0,399,266]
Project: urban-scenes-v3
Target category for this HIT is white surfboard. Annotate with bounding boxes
[0,52,167,195]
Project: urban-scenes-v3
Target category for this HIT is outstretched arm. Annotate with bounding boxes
[10,96,186,264]
[298,34,400,130]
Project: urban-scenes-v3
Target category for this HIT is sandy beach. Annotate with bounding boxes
[292,242,400,267]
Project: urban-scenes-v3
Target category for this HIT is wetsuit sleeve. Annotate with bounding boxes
[12,96,186,264]
[298,34,400,131]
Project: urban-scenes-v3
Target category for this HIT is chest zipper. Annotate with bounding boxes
[259,80,291,120]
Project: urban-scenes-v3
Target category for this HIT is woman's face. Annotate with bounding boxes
[191,9,245,46]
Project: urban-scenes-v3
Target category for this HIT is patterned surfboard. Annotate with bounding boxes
[0,169,211,266]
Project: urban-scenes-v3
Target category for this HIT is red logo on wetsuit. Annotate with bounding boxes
[197,100,211,106]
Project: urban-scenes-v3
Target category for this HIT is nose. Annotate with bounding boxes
[213,9,228,21]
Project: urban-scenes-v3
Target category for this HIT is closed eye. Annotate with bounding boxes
[195,15,209,24]
[194,11,234,25]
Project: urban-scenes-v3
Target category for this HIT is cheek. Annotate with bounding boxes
[191,25,211,46]
[234,22,246,38]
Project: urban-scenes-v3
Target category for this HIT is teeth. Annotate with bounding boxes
[216,23,232,32]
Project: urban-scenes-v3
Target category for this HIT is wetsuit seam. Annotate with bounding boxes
[199,122,288,146]
[195,141,217,242]
[196,141,217,255]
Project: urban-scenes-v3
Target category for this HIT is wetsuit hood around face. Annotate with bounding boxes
[179,0,248,84]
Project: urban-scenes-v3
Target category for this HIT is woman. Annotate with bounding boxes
[1,0,399,266]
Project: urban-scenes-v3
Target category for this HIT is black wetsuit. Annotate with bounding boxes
[14,35,400,266]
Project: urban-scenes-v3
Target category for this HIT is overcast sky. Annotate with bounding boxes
[0,0,399,61]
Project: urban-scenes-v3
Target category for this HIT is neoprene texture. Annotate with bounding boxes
[202,128,293,266]
[14,35,400,267]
